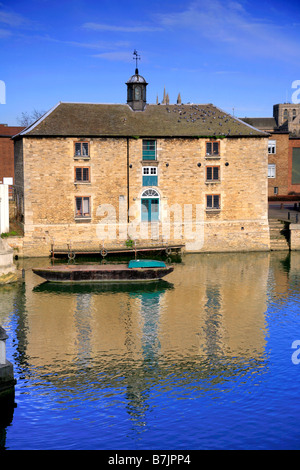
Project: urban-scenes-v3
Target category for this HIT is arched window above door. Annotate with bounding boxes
[141,188,159,198]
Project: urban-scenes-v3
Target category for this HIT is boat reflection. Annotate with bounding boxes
[32,279,174,295]
[0,392,16,449]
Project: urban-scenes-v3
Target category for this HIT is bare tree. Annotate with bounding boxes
[17,109,46,127]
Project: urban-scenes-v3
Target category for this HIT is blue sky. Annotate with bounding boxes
[1,0,300,125]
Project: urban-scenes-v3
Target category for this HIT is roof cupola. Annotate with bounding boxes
[126,50,148,111]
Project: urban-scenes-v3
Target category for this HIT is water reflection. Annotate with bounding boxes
[0,392,15,450]
[1,251,299,449]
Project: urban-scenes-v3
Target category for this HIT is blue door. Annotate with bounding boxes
[141,198,159,222]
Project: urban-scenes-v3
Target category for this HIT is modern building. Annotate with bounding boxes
[0,124,25,196]
[13,65,270,257]
[242,104,300,198]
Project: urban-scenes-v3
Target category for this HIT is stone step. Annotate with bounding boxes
[270,239,290,248]
[268,219,290,250]
[269,223,287,229]
[269,230,289,236]
[268,220,287,226]
[269,229,288,234]
[270,238,289,244]
[270,246,290,251]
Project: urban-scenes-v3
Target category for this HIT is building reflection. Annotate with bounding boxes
[2,250,300,439]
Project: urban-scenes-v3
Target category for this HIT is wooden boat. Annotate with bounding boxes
[32,260,174,283]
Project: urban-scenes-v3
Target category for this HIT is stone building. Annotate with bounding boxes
[273,103,300,136]
[13,66,270,257]
[0,124,25,196]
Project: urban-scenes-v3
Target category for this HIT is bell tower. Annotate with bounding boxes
[126,50,148,111]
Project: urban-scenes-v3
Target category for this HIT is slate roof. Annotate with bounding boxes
[16,102,268,138]
[0,124,25,137]
[241,117,277,131]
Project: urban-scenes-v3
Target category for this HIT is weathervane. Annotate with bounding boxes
[133,49,140,74]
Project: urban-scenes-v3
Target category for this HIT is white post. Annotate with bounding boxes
[0,328,8,365]
[0,184,9,234]
[0,339,6,364]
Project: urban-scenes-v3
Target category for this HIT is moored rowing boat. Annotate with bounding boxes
[32,260,174,283]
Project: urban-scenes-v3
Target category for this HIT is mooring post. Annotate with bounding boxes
[0,326,16,395]
[0,327,8,365]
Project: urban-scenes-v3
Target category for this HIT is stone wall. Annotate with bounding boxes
[290,224,300,250]
[14,134,270,256]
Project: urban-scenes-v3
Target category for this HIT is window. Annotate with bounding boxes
[292,148,300,184]
[134,86,141,100]
[268,140,276,154]
[206,194,220,210]
[284,109,288,120]
[74,142,89,157]
[142,140,156,160]
[75,167,90,182]
[268,164,276,178]
[142,188,159,197]
[142,166,158,186]
[206,166,220,182]
[206,141,220,156]
[75,196,91,217]
[274,187,278,195]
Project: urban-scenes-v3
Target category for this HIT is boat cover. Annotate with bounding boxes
[128,260,167,269]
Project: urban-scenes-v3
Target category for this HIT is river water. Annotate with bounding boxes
[1,251,300,450]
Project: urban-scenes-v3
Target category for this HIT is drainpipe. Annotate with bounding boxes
[127,138,130,223]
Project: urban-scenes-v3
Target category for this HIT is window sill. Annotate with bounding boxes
[205,180,221,184]
[74,217,92,223]
[74,182,91,185]
[205,155,221,159]
[74,156,90,160]
[205,208,221,213]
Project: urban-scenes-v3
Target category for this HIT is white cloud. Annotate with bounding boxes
[83,22,163,33]
[155,0,300,60]
[0,27,11,37]
[0,7,27,27]
[92,51,134,62]
[36,34,131,50]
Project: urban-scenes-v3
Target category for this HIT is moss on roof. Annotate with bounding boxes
[20,102,268,138]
